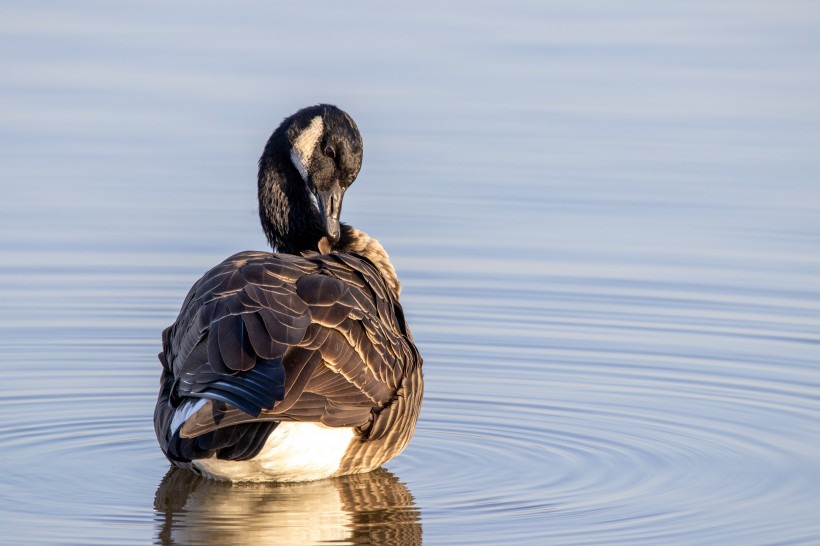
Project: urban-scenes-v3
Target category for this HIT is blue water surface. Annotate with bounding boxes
[1,2,819,544]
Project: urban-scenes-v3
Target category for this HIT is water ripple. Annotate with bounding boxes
[390,266,820,544]
[1,257,818,545]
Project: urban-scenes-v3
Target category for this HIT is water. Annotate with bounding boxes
[2,1,820,544]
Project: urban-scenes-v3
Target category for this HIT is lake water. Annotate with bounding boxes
[1,1,820,544]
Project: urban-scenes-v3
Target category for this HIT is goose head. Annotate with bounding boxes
[257,104,363,254]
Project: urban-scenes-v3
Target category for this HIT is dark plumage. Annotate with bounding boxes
[154,105,423,482]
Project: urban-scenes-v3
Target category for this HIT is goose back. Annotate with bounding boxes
[154,244,423,480]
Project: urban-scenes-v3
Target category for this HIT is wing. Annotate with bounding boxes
[155,250,421,460]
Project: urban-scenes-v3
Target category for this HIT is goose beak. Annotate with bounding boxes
[315,183,344,243]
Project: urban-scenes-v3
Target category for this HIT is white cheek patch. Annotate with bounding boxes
[290,115,324,182]
[290,149,309,182]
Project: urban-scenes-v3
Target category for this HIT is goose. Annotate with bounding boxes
[153,104,423,482]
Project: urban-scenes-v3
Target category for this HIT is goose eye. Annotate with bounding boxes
[324,146,336,159]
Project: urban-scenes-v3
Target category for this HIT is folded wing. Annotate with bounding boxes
[154,250,420,463]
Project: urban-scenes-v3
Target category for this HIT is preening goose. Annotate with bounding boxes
[154,104,423,482]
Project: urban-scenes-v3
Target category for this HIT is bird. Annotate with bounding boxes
[153,104,423,482]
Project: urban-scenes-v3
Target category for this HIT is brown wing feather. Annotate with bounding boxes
[156,249,421,456]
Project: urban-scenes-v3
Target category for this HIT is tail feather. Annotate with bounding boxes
[166,417,279,463]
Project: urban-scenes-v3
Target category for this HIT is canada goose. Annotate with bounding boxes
[154,104,423,482]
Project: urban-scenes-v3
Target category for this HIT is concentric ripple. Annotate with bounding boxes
[2,2,820,543]
[1,252,819,545]
[388,260,820,545]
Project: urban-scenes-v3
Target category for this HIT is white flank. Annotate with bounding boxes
[193,422,355,482]
[290,115,323,182]
[170,398,207,435]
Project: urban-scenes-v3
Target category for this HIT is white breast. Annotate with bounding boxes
[192,422,356,482]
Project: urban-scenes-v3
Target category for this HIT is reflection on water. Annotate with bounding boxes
[154,468,421,546]
[1,0,820,545]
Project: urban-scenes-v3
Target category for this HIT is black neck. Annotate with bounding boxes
[257,151,325,254]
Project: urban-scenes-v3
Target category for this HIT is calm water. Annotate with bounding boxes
[2,1,820,544]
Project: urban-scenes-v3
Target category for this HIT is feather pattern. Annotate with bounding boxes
[155,241,422,478]
[153,104,423,481]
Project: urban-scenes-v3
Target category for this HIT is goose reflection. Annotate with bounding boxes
[154,467,422,545]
